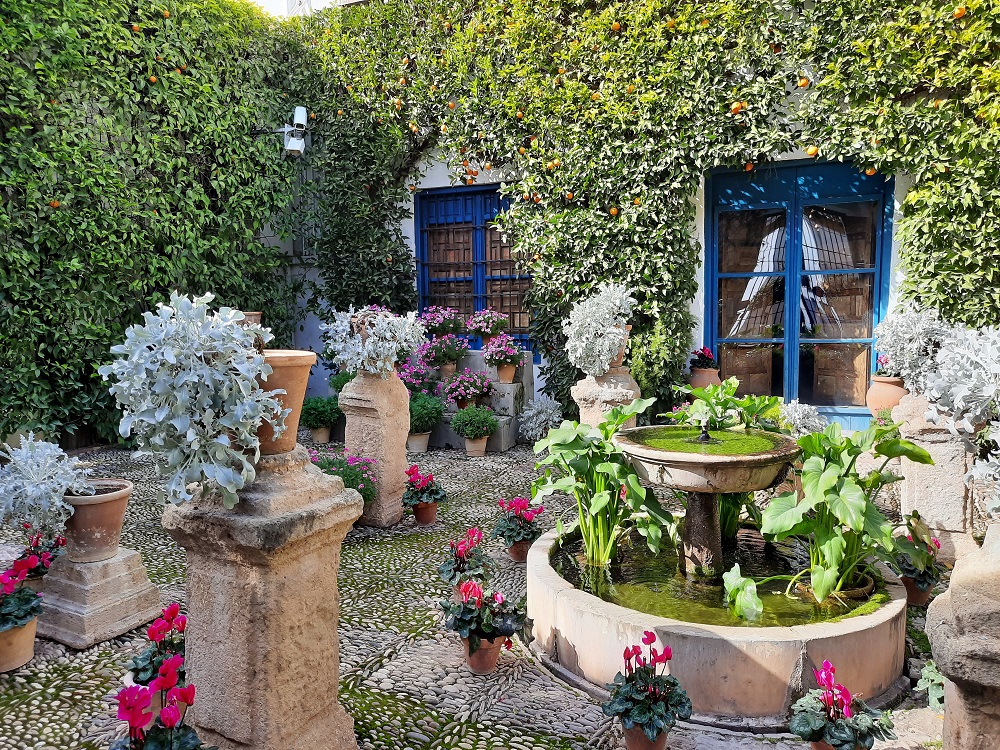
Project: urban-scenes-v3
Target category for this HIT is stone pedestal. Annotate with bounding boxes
[926,524,1000,750]
[893,395,979,561]
[36,548,161,649]
[681,493,723,581]
[571,368,641,429]
[489,381,524,417]
[339,370,408,527]
[162,445,362,750]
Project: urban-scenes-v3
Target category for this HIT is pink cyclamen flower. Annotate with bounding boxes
[173,615,187,633]
[932,538,941,550]
[814,659,836,690]
[160,703,182,729]
[147,618,170,643]
[458,580,484,607]
[493,592,505,604]
[642,631,656,646]
[168,683,196,706]
[162,602,180,622]
[116,684,152,731]
[151,654,184,692]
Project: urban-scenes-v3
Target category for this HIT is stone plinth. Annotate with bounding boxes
[339,370,408,527]
[893,395,979,561]
[162,445,362,750]
[571,368,641,429]
[36,548,161,649]
[489,381,524,417]
[926,524,1000,750]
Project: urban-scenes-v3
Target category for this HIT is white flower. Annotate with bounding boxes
[562,282,636,377]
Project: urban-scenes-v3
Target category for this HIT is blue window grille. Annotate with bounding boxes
[705,160,895,430]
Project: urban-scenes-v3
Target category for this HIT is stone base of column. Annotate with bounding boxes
[571,368,641,430]
[163,445,362,750]
[681,493,723,581]
[36,548,161,649]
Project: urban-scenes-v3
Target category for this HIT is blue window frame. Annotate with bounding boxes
[415,185,533,355]
[705,160,895,430]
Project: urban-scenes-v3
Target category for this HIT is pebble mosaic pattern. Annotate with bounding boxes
[0,437,943,750]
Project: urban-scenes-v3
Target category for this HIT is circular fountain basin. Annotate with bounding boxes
[614,426,801,493]
[527,530,907,729]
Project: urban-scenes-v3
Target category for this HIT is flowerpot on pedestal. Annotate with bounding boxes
[0,618,37,673]
[406,432,431,453]
[464,437,488,457]
[462,637,504,674]
[496,364,517,384]
[866,376,908,416]
[64,479,132,563]
[412,502,438,525]
[257,350,316,455]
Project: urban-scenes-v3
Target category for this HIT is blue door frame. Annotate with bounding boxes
[704,160,895,430]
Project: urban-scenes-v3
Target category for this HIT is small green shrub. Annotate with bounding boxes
[310,450,377,505]
[329,371,356,393]
[451,406,498,440]
[409,394,444,434]
[300,397,342,429]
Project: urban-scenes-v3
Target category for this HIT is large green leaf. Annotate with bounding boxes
[761,492,818,539]
[810,564,840,604]
[875,439,934,465]
[826,477,866,530]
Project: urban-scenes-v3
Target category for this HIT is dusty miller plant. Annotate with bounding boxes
[873,305,952,393]
[99,292,288,508]
[321,307,425,378]
[0,433,93,529]
[780,400,828,438]
[519,394,564,444]
[562,282,636,377]
[924,324,1000,516]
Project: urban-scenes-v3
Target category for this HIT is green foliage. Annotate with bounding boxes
[917,661,945,712]
[300,396,342,429]
[408,393,444,434]
[450,405,498,439]
[312,452,378,504]
[439,586,531,655]
[0,584,43,633]
[329,371,356,393]
[789,691,896,750]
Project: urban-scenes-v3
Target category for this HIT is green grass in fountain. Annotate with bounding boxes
[551,529,871,628]
[631,426,782,456]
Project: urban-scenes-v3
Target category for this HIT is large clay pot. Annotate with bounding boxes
[902,575,934,606]
[64,479,132,563]
[496,364,516,384]
[257,349,316,455]
[507,540,532,563]
[122,671,189,730]
[455,398,472,410]
[240,311,263,326]
[866,376,908,416]
[623,726,668,750]
[464,437,488,457]
[406,432,431,453]
[0,617,37,673]
[412,502,438,525]
[462,636,504,675]
[309,426,331,444]
[609,325,633,368]
[689,367,723,390]
[439,362,457,379]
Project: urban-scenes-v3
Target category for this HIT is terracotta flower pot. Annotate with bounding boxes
[462,636,504,675]
[464,437,488,457]
[623,725,668,750]
[496,364,517,384]
[811,742,856,750]
[689,367,723,390]
[64,478,132,563]
[240,311,263,326]
[866,376,908,416]
[609,325,633,368]
[122,671,188,730]
[309,426,331,444]
[256,349,316,455]
[0,618,37,673]
[901,575,934,606]
[507,540,532,563]
[413,501,438,525]
[439,362,457,379]
[455,398,472,410]
[406,432,431,453]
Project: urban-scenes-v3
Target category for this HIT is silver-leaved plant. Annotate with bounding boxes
[320,307,425,378]
[562,282,636,377]
[98,292,288,508]
[779,399,829,438]
[873,304,953,393]
[519,394,564,444]
[0,433,93,530]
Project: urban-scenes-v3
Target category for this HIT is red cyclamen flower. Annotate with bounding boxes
[116,684,152,733]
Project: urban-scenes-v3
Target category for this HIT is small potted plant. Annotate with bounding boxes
[439,580,531,674]
[790,660,896,750]
[892,511,945,606]
[492,497,544,562]
[123,602,188,728]
[466,308,508,347]
[563,282,636,378]
[423,334,470,379]
[440,369,492,409]
[451,405,498,457]
[112,667,203,750]
[402,464,447,525]
[688,346,723,390]
[866,353,909,416]
[419,306,464,336]
[300,396,342,444]
[602,631,691,750]
[482,333,526,384]
[437,527,492,597]
[408,393,444,453]
[322,307,426,379]
[399,358,438,397]
[0,556,44,672]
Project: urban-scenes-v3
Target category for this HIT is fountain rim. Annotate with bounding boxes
[613,425,802,467]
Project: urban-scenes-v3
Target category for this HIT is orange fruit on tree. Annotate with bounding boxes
[175,68,182,74]
[701,19,709,27]
[472,170,479,176]
[518,146,526,155]
[49,200,60,208]
[516,110,524,119]
[566,192,574,200]
[731,101,744,114]
[611,21,621,31]
[805,145,819,157]
[591,92,601,101]
[149,75,157,83]
[462,159,469,167]
[533,194,541,203]
[156,55,162,60]
[667,18,676,28]
[393,98,402,109]
[745,162,754,171]
[865,167,876,176]
[440,124,448,132]
[633,198,641,206]
[953,6,966,18]
[484,162,492,170]
[409,185,416,192]
[399,77,407,86]
[132,23,140,32]
[933,99,944,108]
[609,206,619,216]
[466,178,474,185]
[448,101,456,109]
[162,10,170,18]
[558,67,566,74]
[798,76,810,88]
[627,84,635,94]
[181,64,187,70]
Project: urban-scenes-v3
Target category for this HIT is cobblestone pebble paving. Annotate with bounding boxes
[0,437,942,750]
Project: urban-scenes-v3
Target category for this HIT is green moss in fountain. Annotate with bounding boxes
[631,426,782,456]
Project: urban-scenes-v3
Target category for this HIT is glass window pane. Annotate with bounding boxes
[801,203,877,271]
[798,343,871,407]
[719,277,785,340]
[718,210,786,274]
[799,273,874,339]
[720,344,784,397]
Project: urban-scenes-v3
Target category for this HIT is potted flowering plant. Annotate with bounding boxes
[688,346,723,390]
[892,511,945,606]
[482,333,526,384]
[123,602,188,728]
[439,580,531,674]
[419,306,464,336]
[112,674,203,750]
[492,497,544,562]
[440,368,492,409]
[0,433,136,564]
[300,396,342,444]
[601,631,691,750]
[100,292,290,508]
[408,393,444,453]
[399,358,438,396]
[0,556,44,673]
[466,308,508,347]
[437,527,492,592]
[866,353,909,416]
[563,282,636,377]
[402,464,447,525]
[451,405,498,457]
[310,448,378,506]
[16,523,65,587]
[422,334,470,378]
[789,660,896,750]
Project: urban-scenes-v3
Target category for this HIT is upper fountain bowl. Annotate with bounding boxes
[614,425,801,493]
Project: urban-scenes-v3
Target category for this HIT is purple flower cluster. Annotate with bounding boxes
[422,334,470,366]
[440,368,492,404]
[309,447,379,503]
[419,306,463,335]
[482,332,525,367]
[398,358,437,395]
[466,308,508,337]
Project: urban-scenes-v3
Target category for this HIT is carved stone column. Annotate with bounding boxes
[571,368,641,430]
